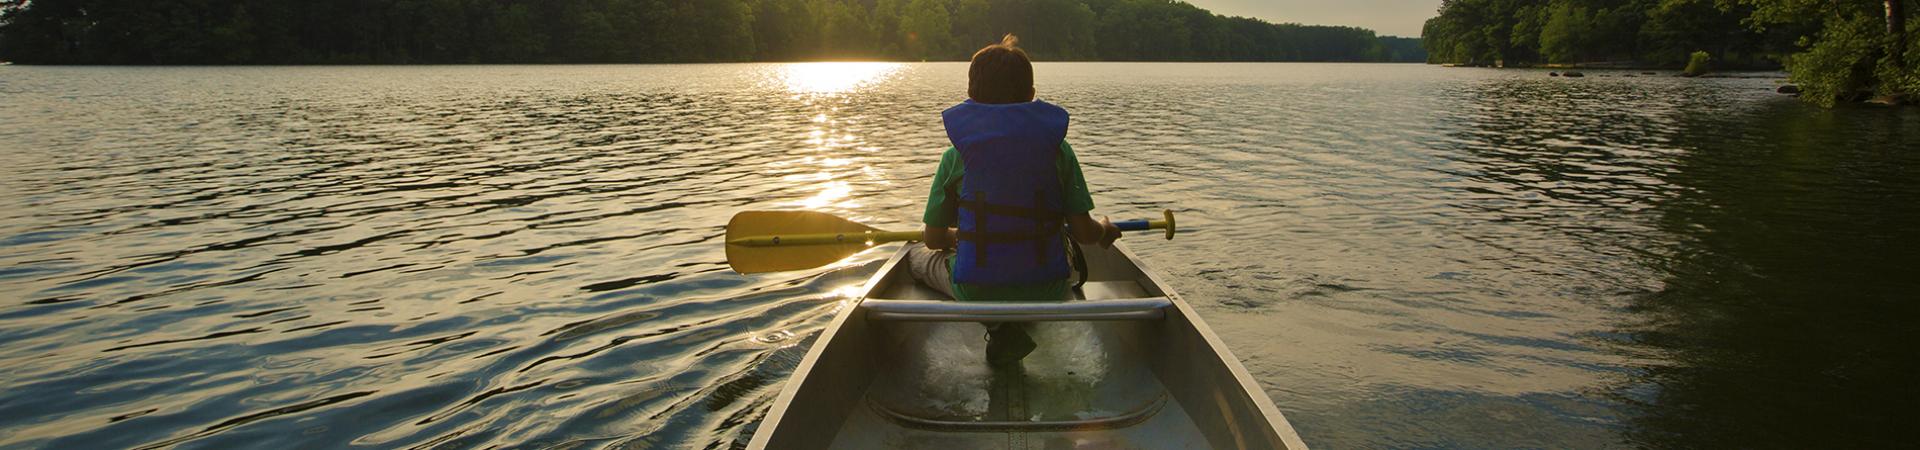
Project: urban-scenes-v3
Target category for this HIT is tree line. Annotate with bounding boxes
[1422,0,1916,105]
[0,0,1426,64]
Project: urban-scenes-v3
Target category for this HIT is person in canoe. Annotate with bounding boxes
[908,34,1124,366]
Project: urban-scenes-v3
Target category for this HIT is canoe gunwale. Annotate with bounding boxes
[744,247,903,450]
[1115,244,1310,450]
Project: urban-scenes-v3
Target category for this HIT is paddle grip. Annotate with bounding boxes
[1111,210,1177,240]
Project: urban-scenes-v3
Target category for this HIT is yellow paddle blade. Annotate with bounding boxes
[725,210,887,274]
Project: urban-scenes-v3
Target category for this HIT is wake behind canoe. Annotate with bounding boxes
[748,243,1307,449]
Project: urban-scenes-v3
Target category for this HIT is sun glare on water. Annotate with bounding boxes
[763,62,903,214]
[775,62,904,95]
[798,179,853,209]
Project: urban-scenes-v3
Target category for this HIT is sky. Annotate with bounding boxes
[1185,0,1443,38]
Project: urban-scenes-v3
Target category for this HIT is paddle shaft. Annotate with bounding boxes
[728,230,922,247]
[725,209,1177,273]
[728,213,1174,248]
[1113,219,1163,231]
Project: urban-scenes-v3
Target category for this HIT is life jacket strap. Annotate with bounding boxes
[959,224,1062,274]
[1032,190,1048,265]
[971,191,989,267]
[954,199,1060,221]
[1068,238,1089,290]
[954,227,1063,244]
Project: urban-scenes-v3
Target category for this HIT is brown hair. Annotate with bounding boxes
[967,34,1034,104]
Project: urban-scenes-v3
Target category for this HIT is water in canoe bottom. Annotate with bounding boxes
[873,321,1123,421]
[841,320,1219,448]
[751,244,1304,449]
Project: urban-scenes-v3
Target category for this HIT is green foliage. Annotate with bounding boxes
[898,0,954,60]
[1744,0,1916,105]
[1423,0,1789,67]
[1879,19,1920,99]
[1785,15,1880,106]
[1684,50,1712,75]
[0,0,1429,64]
[1379,36,1429,62]
[1423,3,1495,64]
[1423,0,1916,106]
[1539,0,1592,64]
[1640,0,1749,65]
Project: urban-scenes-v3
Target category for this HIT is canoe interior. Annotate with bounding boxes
[750,243,1305,450]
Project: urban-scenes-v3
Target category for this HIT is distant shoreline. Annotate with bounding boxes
[1437,62,1784,71]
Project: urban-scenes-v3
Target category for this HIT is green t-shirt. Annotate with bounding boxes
[923,140,1096,301]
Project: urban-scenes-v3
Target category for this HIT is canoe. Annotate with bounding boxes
[748,243,1309,449]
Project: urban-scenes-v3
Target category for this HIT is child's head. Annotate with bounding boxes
[967,34,1034,104]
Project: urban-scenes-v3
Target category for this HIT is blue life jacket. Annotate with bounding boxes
[941,99,1072,285]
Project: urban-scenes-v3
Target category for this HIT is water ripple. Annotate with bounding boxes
[1,64,1914,449]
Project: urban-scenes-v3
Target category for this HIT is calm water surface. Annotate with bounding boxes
[1,63,1916,449]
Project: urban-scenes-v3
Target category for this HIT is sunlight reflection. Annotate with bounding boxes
[777,62,904,95]
[831,285,865,299]
[766,63,900,215]
[797,180,853,209]
[783,171,833,182]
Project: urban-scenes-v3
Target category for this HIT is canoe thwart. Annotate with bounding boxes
[862,297,1171,322]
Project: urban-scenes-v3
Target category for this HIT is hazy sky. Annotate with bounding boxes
[1186,0,1443,37]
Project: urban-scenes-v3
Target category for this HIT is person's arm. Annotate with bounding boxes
[923,147,961,249]
[1066,213,1120,248]
[1057,141,1116,247]
[923,225,956,250]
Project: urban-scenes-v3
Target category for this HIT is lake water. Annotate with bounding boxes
[1,63,1916,449]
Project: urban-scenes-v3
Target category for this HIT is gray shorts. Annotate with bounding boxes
[903,244,1079,300]
[904,244,1057,364]
[905,245,958,299]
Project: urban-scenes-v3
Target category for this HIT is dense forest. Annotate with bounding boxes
[1422,0,1917,105]
[0,0,1424,64]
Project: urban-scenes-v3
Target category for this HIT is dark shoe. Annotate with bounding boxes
[985,323,1036,366]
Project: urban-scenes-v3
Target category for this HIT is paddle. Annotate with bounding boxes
[725,210,1177,274]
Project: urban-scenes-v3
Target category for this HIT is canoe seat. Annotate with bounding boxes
[1078,280,1152,300]
[861,297,1171,322]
